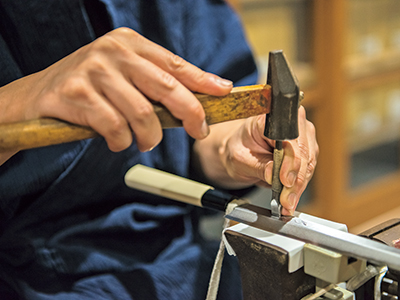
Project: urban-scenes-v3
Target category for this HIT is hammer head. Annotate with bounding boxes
[264,50,300,141]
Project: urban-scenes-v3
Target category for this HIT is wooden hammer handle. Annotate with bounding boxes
[0,84,270,152]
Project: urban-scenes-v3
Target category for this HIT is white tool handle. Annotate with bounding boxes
[125,164,223,208]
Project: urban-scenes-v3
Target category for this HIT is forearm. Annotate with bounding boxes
[0,74,40,124]
[0,77,38,166]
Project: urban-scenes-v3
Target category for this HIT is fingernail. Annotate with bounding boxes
[144,145,155,152]
[201,120,210,138]
[287,193,297,210]
[214,77,233,87]
[287,171,297,187]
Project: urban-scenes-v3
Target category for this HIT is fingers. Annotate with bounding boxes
[99,71,163,152]
[279,106,319,215]
[123,52,210,140]
[153,53,234,95]
[33,27,235,152]
[100,28,233,145]
[112,28,233,95]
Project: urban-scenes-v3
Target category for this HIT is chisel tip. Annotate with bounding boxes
[270,199,281,218]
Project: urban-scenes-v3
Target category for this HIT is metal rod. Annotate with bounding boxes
[270,140,284,217]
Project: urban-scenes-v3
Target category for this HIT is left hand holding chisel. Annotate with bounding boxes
[202,106,318,216]
[271,106,318,216]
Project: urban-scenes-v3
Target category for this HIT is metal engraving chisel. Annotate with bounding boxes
[264,51,300,218]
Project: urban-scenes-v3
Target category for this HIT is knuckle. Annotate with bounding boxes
[158,71,179,91]
[290,141,309,178]
[91,34,114,52]
[191,69,208,87]
[84,54,108,75]
[112,26,134,36]
[307,151,318,178]
[135,102,155,121]
[187,100,204,118]
[296,169,308,187]
[107,27,139,43]
[61,75,91,99]
[297,141,310,161]
[306,160,317,178]
[92,33,130,58]
[166,53,186,73]
[107,116,128,137]
[166,53,207,84]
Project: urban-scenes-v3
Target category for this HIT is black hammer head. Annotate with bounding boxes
[264,50,300,141]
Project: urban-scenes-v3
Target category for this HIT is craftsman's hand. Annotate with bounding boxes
[194,106,318,215]
[0,27,232,153]
[273,106,319,215]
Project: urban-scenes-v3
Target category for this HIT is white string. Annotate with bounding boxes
[205,218,230,300]
[206,200,249,300]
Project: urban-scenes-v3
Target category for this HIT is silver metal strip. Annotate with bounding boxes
[226,204,400,272]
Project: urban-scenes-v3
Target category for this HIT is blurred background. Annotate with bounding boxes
[221,0,400,233]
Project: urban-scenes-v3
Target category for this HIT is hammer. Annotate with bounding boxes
[264,50,301,218]
[0,85,271,152]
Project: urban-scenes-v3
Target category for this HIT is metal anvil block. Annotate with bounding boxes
[224,224,314,300]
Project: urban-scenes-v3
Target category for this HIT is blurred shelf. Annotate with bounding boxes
[350,140,400,188]
[348,68,400,92]
[348,123,400,154]
[346,49,400,80]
